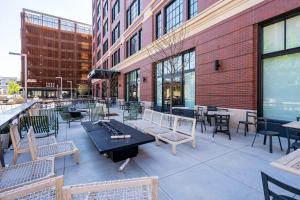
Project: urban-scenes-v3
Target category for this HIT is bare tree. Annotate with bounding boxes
[146,25,188,114]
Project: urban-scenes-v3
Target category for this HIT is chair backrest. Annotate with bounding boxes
[152,111,163,125]
[207,105,217,111]
[27,127,38,160]
[174,116,196,138]
[246,111,257,122]
[9,124,21,152]
[257,117,267,131]
[20,115,50,134]
[215,114,230,124]
[161,114,176,129]
[0,176,64,200]
[63,176,159,200]
[143,109,153,121]
[261,172,300,200]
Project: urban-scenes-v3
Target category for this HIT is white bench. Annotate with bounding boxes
[126,109,197,155]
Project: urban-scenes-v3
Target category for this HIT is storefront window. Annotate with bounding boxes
[262,13,300,121]
[125,69,140,101]
[155,50,195,110]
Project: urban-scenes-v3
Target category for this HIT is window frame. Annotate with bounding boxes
[155,12,162,39]
[112,22,120,45]
[112,0,120,22]
[103,39,108,55]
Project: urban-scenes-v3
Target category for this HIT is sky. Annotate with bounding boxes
[0,0,92,80]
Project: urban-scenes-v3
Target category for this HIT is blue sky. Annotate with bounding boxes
[0,0,92,80]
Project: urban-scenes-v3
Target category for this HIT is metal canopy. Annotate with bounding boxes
[88,69,120,79]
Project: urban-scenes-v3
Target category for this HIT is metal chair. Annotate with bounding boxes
[237,111,257,136]
[261,172,300,200]
[213,114,231,140]
[123,103,140,123]
[204,105,217,126]
[195,106,206,133]
[252,117,283,153]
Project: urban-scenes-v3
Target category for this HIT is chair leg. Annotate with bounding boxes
[74,149,80,164]
[155,137,160,146]
[192,140,196,148]
[236,123,240,133]
[200,122,203,133]
[203,120,206,131]
[269,136,273,153]
[278,136,283,151]
[244,124,247,136]
[228,131,231,140]
[13,152,18,165]
[251,133,258,147]
[172,144,176,155]
[263,135,267,145]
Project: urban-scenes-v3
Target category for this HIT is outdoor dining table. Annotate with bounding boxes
[282,121,300,154]
[271,149,300,176]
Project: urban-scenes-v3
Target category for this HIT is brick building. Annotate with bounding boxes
[21,9,92,98]
[90,0,300,123]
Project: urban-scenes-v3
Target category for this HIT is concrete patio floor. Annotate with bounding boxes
[4,107,300,200]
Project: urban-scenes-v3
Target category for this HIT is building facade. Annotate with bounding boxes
[21,9,92,98]
[91,0,300,123]
[0,77,18,95]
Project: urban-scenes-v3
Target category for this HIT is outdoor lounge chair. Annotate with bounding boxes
[9,124,57,164]
[126,109,155,130]
[261,172,300,200]
[0,158,55,193]
[27,127,80,164]
[156,116,196,155]
[63,176,159,200]
[0,176,64,200]
[147,112,174,136]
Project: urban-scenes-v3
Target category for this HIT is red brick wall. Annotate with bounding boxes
[96,0,300,109]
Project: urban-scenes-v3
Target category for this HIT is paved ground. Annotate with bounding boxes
[4,107,300,200]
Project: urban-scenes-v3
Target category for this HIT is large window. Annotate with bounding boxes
[125,69,140,102]
[112,0,120,22]
[156,12,162,39]
[126,0,140,28]
[165,0,183,33]
[112,48,120,67]
[188,0,198,19]
[112,23,120,44]
[261,13,300,121]
[155,50,195,110]
[103,40,108,55]
[103,20,108,37]
[103,0,108,18]
[129,33,138,55]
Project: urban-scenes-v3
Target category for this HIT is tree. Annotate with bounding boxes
[7,80,20,95]
[78,84,89,96]
[146,25,187,114]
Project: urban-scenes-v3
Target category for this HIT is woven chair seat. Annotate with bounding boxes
[128,120,155,129]
[148,126,172,135]
[0,158,54,192]
[19,136,57,150]
[37,142,76,158]
[158,131,190,142]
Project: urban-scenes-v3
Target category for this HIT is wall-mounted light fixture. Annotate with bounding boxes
[143,77,147,82]
[214,60,220,71]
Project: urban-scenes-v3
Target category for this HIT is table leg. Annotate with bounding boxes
[269,136,273,153]
[119,158,130,171]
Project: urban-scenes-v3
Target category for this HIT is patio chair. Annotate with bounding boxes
[204,105,217,126]
[286,117,300,154]
[126,109,154,130]
[0,176,63,200]
[261,172,300,200]
[156,116,196,155]
[252,117,283,153]
[9,124,57,164]
[147,112,174,136]
[20,115,56,138]
[0,158,54,193]
[213,114,231,140]
[63,176,159,200]
[195,106,206,133]
[123,103,140,123]
[237,111,257,136]
[27,127,80,164]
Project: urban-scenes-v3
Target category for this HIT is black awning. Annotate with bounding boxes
[88,69,120,79]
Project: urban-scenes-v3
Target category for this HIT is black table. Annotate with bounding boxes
[82,120,155,163]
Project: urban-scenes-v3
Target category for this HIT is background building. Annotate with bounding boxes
[0,77,18,95]
[91,0,300,125]
[21,9,92,98]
